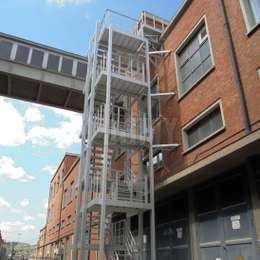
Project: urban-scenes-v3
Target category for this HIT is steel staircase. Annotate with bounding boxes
[72,9,161,260]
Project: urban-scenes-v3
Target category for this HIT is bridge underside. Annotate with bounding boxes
[0,71,84,112]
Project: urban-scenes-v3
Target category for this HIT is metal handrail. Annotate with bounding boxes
[96,48,146,83]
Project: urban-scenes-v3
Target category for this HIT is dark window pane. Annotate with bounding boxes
[0,39,13,59]
[171,196,188,220]
[195,185,216,214]
[178,23,212,95]
[219,176,245,208]
[156,203,170,224]
[186,105,223,148]
[30,49,44,68]
[47,54,60,72]
[61,57,73,75]
[76,62,88,79]
[15,45,30,64]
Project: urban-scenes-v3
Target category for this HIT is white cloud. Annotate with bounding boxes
[41,165,56,176]
[21,225,36,231]
[27,107,81,149]
[0,156,35,182]
[20,199,30,208]
[42,199,48,210]
[0,97,26,146]
[47,0,93,7]
[24,106,43,122]
[37,213,46,219]
[0,221,24,232]
[24,215,34,221]
[0,197,11,208]
[0,221,35,233]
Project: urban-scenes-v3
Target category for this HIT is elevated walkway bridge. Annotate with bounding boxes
[0,32,87,112]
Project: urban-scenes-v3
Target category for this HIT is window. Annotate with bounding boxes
[182,101,225,152]
[240,0,260,31]
[145,150,163,171]
[30,49,44,68]
[47,53,60,72]
[66,215,71,225]
[151,77,160,121]
[176,19,214,97]
[61,220,65,229]
[61,57,73,75]
[15,45,30,64]
[0,39,13,59]
[63,189,67,208]
[76,62,88,79]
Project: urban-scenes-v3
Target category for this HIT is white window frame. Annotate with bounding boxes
[182,100,225,153]
[175,15,215,99]
[240,0,260,34]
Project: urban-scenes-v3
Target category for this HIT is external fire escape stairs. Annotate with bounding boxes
[72,10,179,260]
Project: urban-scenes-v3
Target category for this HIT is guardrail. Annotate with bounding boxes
[93,104,148,139]
[88,170,149,204]
[98,9,138,37]
[96,47,146,83]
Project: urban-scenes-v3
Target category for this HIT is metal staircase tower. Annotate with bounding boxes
[72,10,159,260]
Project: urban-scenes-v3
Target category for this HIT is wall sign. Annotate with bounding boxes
[231,215,241,230]
[176,227,183,239]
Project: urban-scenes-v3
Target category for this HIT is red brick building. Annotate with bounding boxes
[41,153,79,258]
[36,0,260,259]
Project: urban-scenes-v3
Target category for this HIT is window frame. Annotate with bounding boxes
[240,0,260,34]
[175,15,215,99]
[182,100,225,153]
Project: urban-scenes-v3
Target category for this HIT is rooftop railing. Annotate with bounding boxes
[98,9,139,37]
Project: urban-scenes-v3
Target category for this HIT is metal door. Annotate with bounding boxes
[195,172,260,260]
[156,194,191,260]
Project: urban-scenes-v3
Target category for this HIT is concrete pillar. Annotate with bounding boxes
[188,190,199,260]
[247,159,260,253]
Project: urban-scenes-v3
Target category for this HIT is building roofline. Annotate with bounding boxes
[139,10,169,24]
[63,156,80,182]
[0,32,88,61]
[160,0,192,42]
[50,153,80,182]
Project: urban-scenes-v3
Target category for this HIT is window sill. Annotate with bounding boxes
[177,65,215,102]
[246,22,260,37]
[182,126,225,155]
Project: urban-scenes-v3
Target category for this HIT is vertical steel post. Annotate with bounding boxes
[78,25,99,260]
[145,39,156,260]
[72,38,93,260]
[98,25,113,260]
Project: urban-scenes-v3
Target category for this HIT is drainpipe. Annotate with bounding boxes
[219,0,251,133]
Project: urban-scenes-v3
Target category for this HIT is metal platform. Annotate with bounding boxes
[98,26,145,52]
[95,71,148,100]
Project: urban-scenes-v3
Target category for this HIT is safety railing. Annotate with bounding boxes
[0,35,87,80]
[93,104,148,139]
[98,9,139,38]
[109,219,138,257]
[87,170,149,204]
[96,47,146,83]
[134,11,168,36]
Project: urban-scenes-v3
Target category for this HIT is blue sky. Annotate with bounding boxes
[0,0,183,245]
